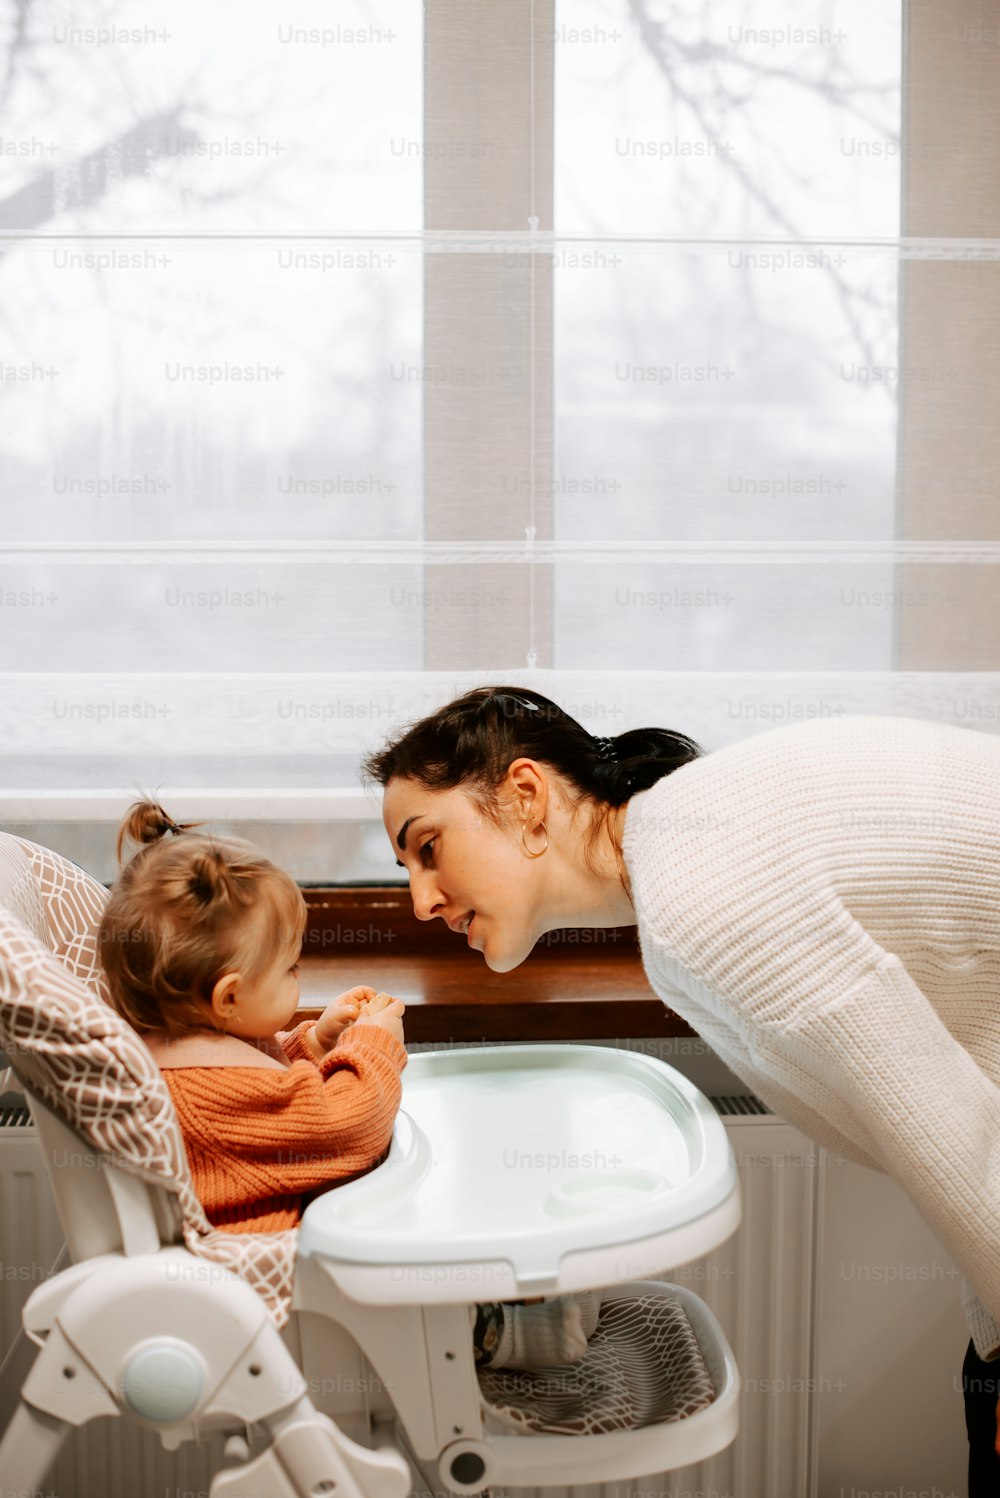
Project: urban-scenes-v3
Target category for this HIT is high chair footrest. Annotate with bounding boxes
[475,1282,738,1486]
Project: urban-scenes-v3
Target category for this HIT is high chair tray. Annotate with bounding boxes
[299,1044,740,1303]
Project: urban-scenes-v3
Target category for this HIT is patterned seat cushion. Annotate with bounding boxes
[0,833,298,1326]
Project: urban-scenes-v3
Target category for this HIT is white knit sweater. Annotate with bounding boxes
[621,712,1000,1360]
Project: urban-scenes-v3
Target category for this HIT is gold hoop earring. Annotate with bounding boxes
[521,821,548,859]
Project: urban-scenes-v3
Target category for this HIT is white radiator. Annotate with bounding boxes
[0,1101,818,1498]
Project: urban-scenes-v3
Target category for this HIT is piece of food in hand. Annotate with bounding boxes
[353,996,406,1045]
[357,990,399,1016]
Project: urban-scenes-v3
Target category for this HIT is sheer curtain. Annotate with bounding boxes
[1,0,997,881]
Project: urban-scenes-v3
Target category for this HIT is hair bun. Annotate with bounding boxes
[115,800,202,863]
[186,847,228,906]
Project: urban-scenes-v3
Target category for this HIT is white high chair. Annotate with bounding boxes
[0,832,742,1496]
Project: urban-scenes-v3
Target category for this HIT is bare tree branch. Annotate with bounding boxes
[0,0,32,113]
[625,0,895,380]
[0,109,198,232]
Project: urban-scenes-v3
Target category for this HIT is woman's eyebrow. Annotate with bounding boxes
[395,814,420,852]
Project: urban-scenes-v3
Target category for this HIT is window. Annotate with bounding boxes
[3,0,996,884]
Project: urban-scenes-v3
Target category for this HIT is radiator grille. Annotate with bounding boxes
[710,1093,771,1116]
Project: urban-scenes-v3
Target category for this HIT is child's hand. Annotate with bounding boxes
[313,986,379,1052]
[354,996,406,1046]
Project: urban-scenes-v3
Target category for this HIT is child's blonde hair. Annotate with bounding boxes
[99,801,307,1037]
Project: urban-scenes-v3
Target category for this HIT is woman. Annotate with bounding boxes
[363,685,1000,1489]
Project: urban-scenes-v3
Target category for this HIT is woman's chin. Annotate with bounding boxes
[482,939,532,974]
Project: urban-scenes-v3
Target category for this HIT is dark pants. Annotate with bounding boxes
[963,1339,1000,1495]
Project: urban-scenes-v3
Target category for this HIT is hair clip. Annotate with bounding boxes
[492,692,540,714]
[594,736,618,762]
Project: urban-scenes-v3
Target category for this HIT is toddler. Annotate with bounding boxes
[99,802,598,1370]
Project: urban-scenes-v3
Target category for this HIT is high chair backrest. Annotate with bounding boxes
[26,1089,169,1260]
[0,833,299,1325]
[0,832,169,1259]
[1,831,112,998]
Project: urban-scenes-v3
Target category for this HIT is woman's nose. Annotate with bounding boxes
[410,871,445,922]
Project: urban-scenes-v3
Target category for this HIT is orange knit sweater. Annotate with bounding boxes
[163,1021,407,1234]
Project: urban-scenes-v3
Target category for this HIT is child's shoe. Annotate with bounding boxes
[489,1291,602,1370]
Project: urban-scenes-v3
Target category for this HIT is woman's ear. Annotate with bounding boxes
[209,970,242,1023]
[503,758,548,826]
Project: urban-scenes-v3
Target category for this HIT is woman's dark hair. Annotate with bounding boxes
[361,687,702,818]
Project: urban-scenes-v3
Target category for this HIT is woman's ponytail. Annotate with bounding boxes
[588,726,703,805]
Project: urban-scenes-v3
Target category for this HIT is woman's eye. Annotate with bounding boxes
[419,838,436,862]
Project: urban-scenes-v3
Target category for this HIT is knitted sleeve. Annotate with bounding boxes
[277,1019,321,1065]
[167,1024,407,1195]
[626,715,1000,1358]
[645,899,1000,1349]
[642,936,886,1173]
[770,946,1000,1339]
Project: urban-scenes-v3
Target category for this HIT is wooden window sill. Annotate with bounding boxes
[297,888,696,1045]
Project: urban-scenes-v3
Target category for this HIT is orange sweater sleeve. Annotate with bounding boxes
[165,1024,407,1232]
[277,1019,322,1065]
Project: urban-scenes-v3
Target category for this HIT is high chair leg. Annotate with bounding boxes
[0,1398,70,1493]
[210,1396,411,1498]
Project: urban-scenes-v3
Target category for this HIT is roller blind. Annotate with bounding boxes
[2,0,998,879]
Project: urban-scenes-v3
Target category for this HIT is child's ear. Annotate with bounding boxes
[209,971,242,1022]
